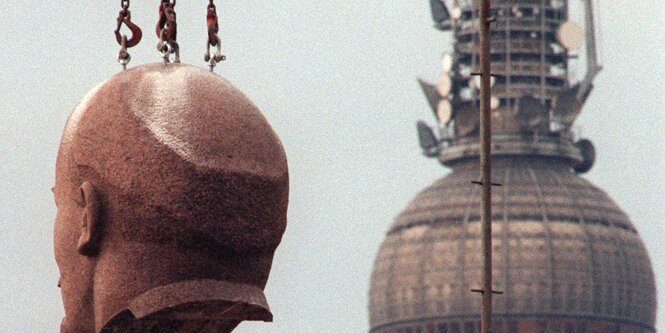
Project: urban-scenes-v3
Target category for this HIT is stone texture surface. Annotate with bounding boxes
[54,63,288,333]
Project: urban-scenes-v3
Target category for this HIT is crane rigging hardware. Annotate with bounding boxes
[112,0,226,72]
[114,0,143,70]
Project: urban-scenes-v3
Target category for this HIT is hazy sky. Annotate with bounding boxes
[0,1,663,332]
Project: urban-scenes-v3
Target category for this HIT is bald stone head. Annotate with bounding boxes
[53,63,288,333]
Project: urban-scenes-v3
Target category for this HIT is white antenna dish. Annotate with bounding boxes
[451,6,462,20]
[512,6,523,18]
[437,99,453,124]
[459,87,473,100]
[458,65,471,77]
[470,75,496,89]
[550,42,565,54]
[437,74,452,96]
[490,95,500,110]
[551,0,565,9]
[441,53,453,72]
[549,65,566,76]
[557,21,585,50]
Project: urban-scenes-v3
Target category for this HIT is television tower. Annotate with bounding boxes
[368,0,657,332]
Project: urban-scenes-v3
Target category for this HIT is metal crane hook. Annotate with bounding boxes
[114,1,143,48]
[156,0,180,63]
[205,0,226,72]
[114,0,142,70]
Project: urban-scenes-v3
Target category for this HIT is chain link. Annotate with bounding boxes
[112,0,229,69]
[156,0,180,63]
[205,0,226,72]
[114,0,142,70]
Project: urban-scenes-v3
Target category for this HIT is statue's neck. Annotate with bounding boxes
[100,279,272,332]
[92,242,270,332]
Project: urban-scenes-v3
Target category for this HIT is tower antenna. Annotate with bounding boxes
[478,0,495,332]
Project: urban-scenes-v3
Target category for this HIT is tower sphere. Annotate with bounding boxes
[369,157,656,333]
[370,0,657,330]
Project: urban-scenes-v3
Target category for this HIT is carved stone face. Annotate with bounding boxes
[53,64,288,333]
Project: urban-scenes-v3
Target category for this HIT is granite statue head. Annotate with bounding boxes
[53,64,288,333]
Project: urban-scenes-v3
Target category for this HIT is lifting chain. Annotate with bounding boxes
[204,0,226,72]
[156,0,180,63]
[114,0,143,70]
[110,0,230,69]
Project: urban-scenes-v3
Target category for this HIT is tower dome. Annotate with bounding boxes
[369,157,656,332]
[369,0,657,331]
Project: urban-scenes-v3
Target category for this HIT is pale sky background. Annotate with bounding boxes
[0,1,663,332]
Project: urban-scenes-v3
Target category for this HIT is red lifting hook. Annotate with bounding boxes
[207,1,220,47]
[115,7,143,48]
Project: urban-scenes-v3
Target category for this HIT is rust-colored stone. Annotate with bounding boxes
[53,63,289,333]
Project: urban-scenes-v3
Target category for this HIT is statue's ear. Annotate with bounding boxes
[77,181,102,257]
